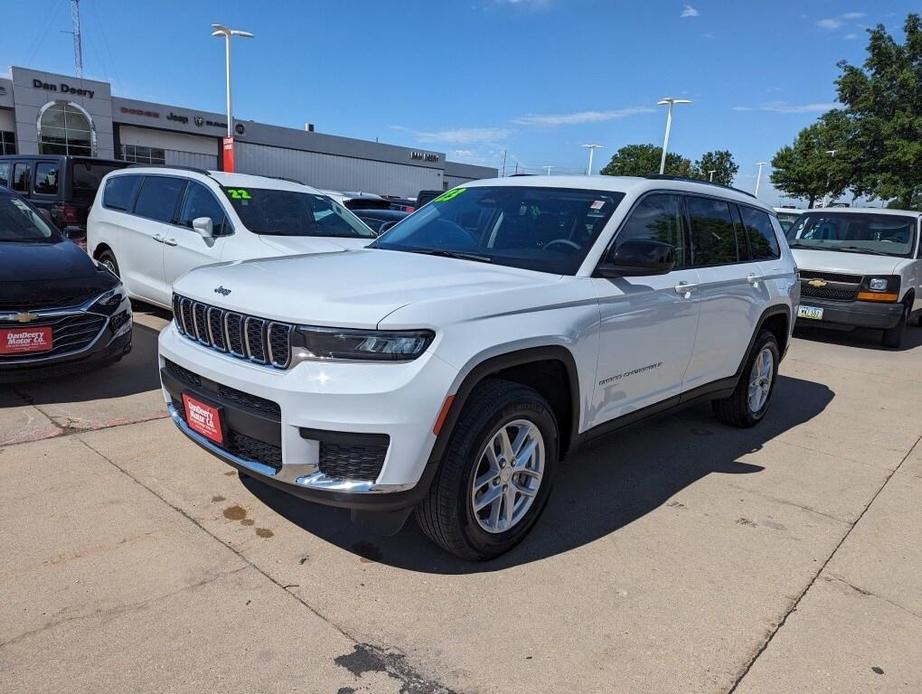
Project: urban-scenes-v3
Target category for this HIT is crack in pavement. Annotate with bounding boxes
[727,434,922,693]
[0,565,247,649]
[823,575,922,621]
[76,435,456,694]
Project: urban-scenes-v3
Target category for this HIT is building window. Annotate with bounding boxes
[0,131,15,155]
[123,144,166,165]
[37,101,96,156]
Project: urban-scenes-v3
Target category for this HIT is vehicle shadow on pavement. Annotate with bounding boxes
[794,324,922,352]
[1,321,163,407]
[247,374,834,574]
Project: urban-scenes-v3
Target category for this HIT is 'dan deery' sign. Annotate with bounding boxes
[32,78,95,99]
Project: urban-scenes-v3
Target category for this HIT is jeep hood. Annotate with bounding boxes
[172,248,561,328]
[791,248,906,275]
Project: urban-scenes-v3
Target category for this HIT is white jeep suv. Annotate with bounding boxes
[158,176,798,559]
[87,168,376,309]
[787,208,922,348]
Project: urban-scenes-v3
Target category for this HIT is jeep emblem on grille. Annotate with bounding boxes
[214,286,232,296]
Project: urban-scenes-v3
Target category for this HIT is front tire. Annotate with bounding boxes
[97,249,120,278]
[415,379,558,561]
[713,330,780,428]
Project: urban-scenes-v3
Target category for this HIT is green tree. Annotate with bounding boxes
[836,14,922,207]
[770,110,853,207]
[600,144,694,178]
[692,150,739,186]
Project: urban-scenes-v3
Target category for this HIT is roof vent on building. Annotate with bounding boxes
[304,123,315,132]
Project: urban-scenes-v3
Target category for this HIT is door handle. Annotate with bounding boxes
[163,238,178,246]
[152,234,164,244]
[674,281,697,298]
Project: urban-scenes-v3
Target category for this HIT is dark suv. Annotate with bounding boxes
[0,155,128,242]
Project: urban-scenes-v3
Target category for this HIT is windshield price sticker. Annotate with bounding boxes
[433,188,466,203]
[226,188,252,200]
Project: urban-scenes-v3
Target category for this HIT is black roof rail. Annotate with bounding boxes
[126,163,214,176]
[645,174,756,199]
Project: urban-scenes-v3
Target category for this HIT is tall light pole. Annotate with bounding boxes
[754,161,768,197]
[657,98,692,174]
[708,169,716,182]
[544,166,554,176]
[582,144,603,175]
[821,149,837,207]
[212,24,254,142]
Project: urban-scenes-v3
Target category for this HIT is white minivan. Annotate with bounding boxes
[87,168,377,309]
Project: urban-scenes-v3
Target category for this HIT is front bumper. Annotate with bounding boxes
[0,297,132,382]
[158,322,457,511]
[796,297,905,330]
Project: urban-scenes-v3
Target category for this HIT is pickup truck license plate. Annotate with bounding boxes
[797,306,824,320]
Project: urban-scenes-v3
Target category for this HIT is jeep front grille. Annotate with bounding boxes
[172,294,293,369]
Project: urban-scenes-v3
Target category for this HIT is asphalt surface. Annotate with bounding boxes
[2,304,921,693]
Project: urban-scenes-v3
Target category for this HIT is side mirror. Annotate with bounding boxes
[62,226,87,241]
[378,220,398,234]
[192,216,214,239]
[595,239,676,278]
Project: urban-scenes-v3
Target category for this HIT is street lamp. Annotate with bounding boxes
[708,169,717,182]
[581,144,603,175]
[754,162,768,197]
[821,150,837,207]
[211,24,254,140]
[657,98,692,174]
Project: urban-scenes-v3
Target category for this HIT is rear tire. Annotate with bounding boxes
[881,304,908,349]
[415,379,558,561]
[713,330,780,428]
[97,250,120,278]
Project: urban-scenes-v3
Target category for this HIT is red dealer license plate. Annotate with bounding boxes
[182,393,224,445]
[0,326,53,355]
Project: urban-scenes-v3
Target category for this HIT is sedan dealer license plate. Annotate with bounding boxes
[182,393,225,445]
[0,326,53,354]
[797,305,824,320]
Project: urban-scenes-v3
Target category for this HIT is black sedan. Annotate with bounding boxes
[352,208,409,234]
[0,187,132,381]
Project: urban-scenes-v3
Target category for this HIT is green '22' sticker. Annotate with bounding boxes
[226,188,252,200]
[433,188,466,203]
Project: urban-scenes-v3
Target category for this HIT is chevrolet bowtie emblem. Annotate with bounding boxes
[14,312,39,323]
[807,279,828,288]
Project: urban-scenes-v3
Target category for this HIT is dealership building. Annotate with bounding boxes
[0,66,496,197]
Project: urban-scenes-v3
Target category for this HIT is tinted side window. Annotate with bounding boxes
[102,175,142,211]
[133,176,186,223]
[739,206,781,259]
[12,163,30,193]
[0,162,10,188]
[687,196,740,266]
[614,193,687,268]
[178,183,229,235]
[34,163,60,195]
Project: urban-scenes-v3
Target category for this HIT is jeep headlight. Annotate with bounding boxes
[295,326,434,361]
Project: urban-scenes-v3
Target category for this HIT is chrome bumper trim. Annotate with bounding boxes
[167,403,413,494]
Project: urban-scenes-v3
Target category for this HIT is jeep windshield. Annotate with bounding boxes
[0,193,59,243]
[222,187,377,239]
[788,212,918,258]
[372,186,624,274]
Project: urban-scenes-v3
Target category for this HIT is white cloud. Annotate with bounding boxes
[513,106,653,126]
[817,12,865,30]
[413,127,513,144]
[453,149,475,158]
[733,101,838,114]
[681,4,699,18]
[844,32,858,40]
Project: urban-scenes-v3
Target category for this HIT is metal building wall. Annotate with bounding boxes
[164,149,218,169]
[234,142,443,197]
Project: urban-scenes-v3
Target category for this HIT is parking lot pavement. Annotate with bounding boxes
[1,321,921,693]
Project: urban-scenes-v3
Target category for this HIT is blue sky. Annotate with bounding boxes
[3,1,917,204]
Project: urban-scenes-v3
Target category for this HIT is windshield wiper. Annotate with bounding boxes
[403,247,493,264]
[836,246,892,256]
